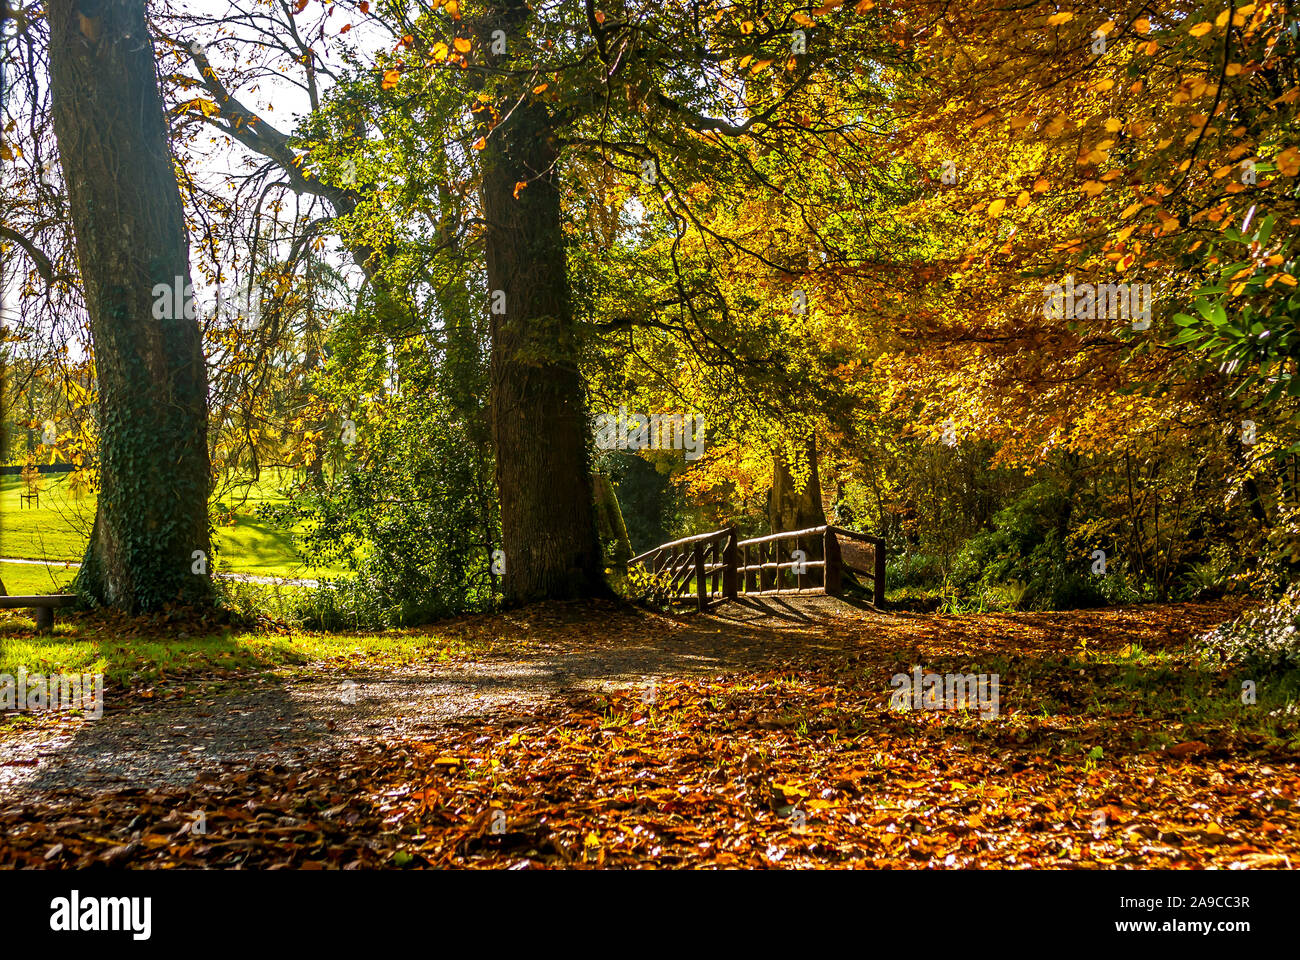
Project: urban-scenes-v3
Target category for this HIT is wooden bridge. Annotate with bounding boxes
[627,524,885,611]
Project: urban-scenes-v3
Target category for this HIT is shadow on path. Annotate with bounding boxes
[2,599,883,796]
[0,597,1243,799]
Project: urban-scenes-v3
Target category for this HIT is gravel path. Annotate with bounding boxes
[0,597,888,797]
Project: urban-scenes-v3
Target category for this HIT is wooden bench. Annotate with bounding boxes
[0,594,77,633]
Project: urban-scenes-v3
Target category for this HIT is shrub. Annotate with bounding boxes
[260,385,497,628]
[1199,586,1300,675]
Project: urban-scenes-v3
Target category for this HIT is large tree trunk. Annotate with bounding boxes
[475,1,607,604]
[769,435,827,586]
[49,0,213,611]
[769,434,821,582]
[769,435,827,534]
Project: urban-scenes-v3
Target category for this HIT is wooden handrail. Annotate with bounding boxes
[827,526,883,544]
[735,524,828,548]
[627,526,731,565]
[627,522,885,609]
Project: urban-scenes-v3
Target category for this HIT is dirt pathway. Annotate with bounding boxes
[0,597,886,796]
[0,597,1245,800]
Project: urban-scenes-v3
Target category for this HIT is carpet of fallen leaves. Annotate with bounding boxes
[1,600,1297,869]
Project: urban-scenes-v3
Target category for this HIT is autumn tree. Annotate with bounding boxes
[48,0,213,610]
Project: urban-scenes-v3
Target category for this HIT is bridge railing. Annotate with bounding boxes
[626,526,737,612]
[627,524,884,611]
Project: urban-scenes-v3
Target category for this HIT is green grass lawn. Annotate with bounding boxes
[0,560,78,595]
[0,471,347,583]
[0,619,492,686]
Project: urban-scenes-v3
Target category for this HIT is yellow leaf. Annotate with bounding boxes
[182,97,220,117]
[472,137,486,150]
[513,180,527,198]
[1015,191,1030,207]
[1046,12,1074,26]
[381,68,400,89]
[454,37,471,53]
[740,20,754,34]
[751,58,774,73]
[432,41,449,60]
[987,198,1006,217]
[1276,146,1300,177]
[1278,274,1298,287]
[1134,17,1151,33]
[793,12,814,26]
[1080,180,1105,197]
[1189,22,1212,37]
[1033,177,1050,193]
[854,0,875,11]
[532,82,549,94]
[1121,201,1142,219]
[1215,8,1230,28]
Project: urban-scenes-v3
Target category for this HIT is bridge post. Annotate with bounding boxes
[722,525,738,600]
[872,536,886,607]
[693,541,707,611]
[823,527,842,596]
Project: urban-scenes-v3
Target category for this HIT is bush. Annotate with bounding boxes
[1199,586,1300,675]
[622,564,676,609]
[951,482,1109,610]
[260,383,497,628]
[885,551,946,590]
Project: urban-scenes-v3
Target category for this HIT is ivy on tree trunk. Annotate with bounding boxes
[48,0,213,612]
[475,0,608,604]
